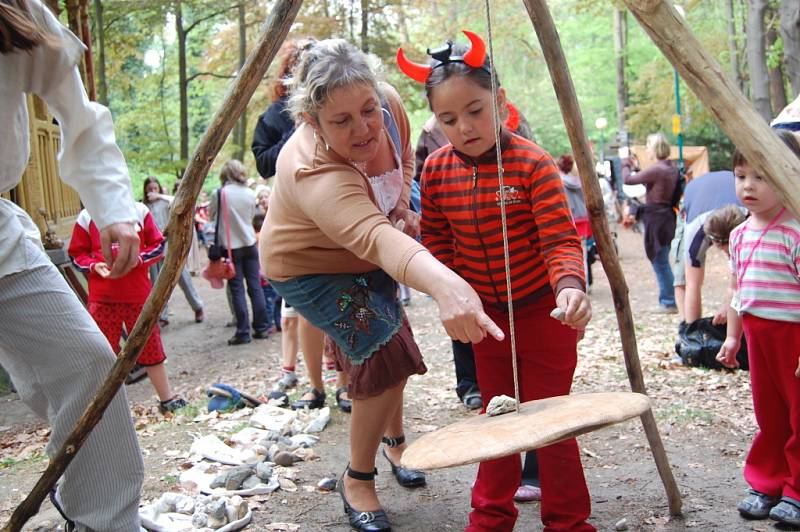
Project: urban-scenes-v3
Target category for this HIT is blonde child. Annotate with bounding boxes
[717,131,800,527]
[69,203,187,414]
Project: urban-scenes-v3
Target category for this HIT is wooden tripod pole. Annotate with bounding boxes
[2,2,302,530]
[622,0,800,220]
[520,0,682,516]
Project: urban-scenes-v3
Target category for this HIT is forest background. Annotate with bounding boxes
[64,0,800,195]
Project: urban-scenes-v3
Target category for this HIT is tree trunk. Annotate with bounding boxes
[93,0,108,106]
[725,0,744,92]
[44,0,60,15]
[79,0,96,101]
[766,12,788,115]
[235,0,247,161]
[746,0,772,121]
[177,0,189,171]
[360,0,369,52]
[65,0,87,85]
[613,8,627,136]
[780,0,800,95]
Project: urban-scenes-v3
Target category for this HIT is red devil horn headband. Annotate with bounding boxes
[396,30,487,84]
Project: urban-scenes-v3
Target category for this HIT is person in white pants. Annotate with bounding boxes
[1,1,144,529]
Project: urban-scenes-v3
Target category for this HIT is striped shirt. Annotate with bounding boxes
[729,218,800,323]
[420,130,584,308]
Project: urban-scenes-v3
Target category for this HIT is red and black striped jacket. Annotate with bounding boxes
[420,130,585,308]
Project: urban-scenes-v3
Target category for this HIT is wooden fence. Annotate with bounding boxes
[1,95,82,238]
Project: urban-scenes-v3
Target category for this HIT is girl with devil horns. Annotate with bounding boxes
[399,32,595,531]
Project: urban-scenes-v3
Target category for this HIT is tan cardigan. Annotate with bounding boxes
[261,84,426,283]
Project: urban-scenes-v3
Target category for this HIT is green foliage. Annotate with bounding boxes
[94,0,760,180]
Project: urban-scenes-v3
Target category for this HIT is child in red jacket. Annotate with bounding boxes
[69,202,186,413]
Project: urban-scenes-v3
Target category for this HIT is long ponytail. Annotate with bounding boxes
[0,0,51,54]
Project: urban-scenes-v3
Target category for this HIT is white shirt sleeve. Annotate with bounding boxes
[27,0,137,229]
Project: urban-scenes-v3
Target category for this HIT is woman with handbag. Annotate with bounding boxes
[209,159,270,345]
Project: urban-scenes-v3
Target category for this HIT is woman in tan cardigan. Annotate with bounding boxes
[261,39,502,532]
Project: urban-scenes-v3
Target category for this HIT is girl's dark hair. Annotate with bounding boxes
[143,176,163,203]
[733,129,800,168]
[0,0,51,53]
[271,38,314,102]
[252,211,265,232]
[424,42,499,106]
[556,154,574,174]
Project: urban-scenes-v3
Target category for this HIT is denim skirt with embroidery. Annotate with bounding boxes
[270,269,426,398]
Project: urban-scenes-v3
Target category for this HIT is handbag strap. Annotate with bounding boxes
[220,188,234,262]
[213,189,222,248]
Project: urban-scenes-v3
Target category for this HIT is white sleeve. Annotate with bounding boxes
[27,0,137,229]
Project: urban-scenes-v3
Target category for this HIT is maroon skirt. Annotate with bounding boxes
[324,319,427,399]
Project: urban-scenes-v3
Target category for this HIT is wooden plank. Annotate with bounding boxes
[401,393,650,470]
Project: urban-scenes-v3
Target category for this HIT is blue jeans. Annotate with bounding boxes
[262,283,279,330]
[227,244,268,338]
[651,244,676,307]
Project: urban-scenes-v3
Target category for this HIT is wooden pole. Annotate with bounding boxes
[1,2,302,530]
[622,0,800,220]
[520,0,682,516]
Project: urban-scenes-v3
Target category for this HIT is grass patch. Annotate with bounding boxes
[658,403,715,424]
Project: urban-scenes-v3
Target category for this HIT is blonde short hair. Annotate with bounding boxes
[647,133,671,160]
[220,159,247,184]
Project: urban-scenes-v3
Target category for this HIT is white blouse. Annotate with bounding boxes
[0,0,136,278]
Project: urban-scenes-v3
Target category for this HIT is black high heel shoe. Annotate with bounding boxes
[337,466,392,531]
[382,435,426,488]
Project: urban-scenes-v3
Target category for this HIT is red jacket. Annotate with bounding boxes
[421,130,584,308]
[68,203,165,304]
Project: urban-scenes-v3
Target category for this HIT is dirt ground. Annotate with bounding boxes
[0,226,772,531]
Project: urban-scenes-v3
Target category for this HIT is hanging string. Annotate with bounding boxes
[483,0,520,413]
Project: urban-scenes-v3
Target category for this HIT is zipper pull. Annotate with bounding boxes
[472,165,478,188]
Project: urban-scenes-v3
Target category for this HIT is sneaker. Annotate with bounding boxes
[125,363,147,385]
[463,391,483,410]
[275,371,298,392]
[227,335,251,346]
[159,396,187,414]
[738,489,780,519]
[769,496,800,527]
[194,308,205,323]
[252,329,270,339]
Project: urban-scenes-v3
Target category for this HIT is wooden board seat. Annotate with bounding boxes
[400,392,651,470]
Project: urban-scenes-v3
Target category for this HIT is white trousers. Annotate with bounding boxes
[0,238,143,531]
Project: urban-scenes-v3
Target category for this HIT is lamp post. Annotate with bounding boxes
[673,5,685,175]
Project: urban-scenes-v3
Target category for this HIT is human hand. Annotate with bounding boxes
[389,207,420,239]
[433,276,504,344]
[147,191,161,202]
[796,356,800,378]
[712,306,728,326]
[716,336,741,369]
[100,222,140,278]
[93,262,111,278]
[555,288,592,330]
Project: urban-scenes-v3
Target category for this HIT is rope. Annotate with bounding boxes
[484,0,520,413]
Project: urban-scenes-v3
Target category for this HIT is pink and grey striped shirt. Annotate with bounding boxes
[729,218,800,323]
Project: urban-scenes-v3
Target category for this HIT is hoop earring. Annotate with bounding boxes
[313,131,330,151]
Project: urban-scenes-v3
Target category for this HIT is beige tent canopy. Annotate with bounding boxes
[630,145,710,178]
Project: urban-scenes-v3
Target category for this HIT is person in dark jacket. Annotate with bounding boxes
[623,133,680,313]
[251,39,313,179]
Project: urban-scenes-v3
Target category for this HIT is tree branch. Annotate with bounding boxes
[187,71,237,82]
[185,3,238,33]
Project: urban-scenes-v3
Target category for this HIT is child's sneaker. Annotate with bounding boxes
[738,489,780,519]
[769,496,800,527]
[159,396,187,414]
[274,371,298,392]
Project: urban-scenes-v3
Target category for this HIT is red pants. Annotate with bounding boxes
[468,294,594,532]
[743,314,800,500]
[89,301,166,366]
